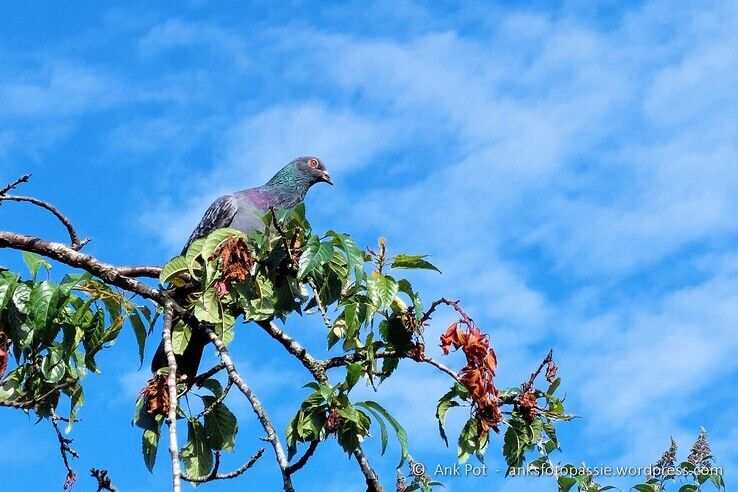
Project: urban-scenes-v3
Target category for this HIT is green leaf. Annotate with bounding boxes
[129,309,148,366]
[632,484,658,492]
[65,385,84,433]
[29,280,60,331]
[558,476,577,492]
[41,348,66,383]
[367,273,399,310]
[0,271,19,312]
[356,400,409,467]
[22,251,51,278]
[203,397,238,452]
[142,427,160,472]
[159,256,189,286]
[298,236,334,280]
[201,379,224,397]
[344,363,363,391]
[391,254,440,273]
[181,419,213,478]
[435,388,460,446]
[171,321,192,356]
[328,231,364,275]
[194,288,222,324]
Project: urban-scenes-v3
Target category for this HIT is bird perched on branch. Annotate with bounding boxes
[150,156,332,381]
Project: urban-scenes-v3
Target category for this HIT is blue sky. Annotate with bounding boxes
[1,1,737,491]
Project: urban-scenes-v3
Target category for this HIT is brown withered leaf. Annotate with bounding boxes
[216,236,254,284]
[476,397,503,434]
[325,408,344,433]
[63,470,77,490]
[518,390,538,422]
[439,322,459,354]
[546,360,558,383]
[0,331,8,381]
[141,374,170,417]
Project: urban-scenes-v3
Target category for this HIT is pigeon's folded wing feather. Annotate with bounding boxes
[181,194,239,254]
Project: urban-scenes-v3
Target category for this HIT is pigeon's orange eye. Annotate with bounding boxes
[309,158,319,168]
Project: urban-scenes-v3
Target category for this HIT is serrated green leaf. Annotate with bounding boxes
[171,321,192,356]
[181,419,213,478]
[22,251,51,278]
[41,348,65,383]
[159,256,188,286]
[391,254,440,273]
[129,309,147,366]
[558,476,577,492]
[203,397,238,452]
[298,236,334,279]
[367,273,399,310]
[0,272,19,312]
[142,427,160,472]
[357,400,409,467]
[436,388,460,447]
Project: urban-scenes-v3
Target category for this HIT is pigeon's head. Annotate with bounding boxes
[293,156,333,186]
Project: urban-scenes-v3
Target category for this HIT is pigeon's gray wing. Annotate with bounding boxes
[181,194,239,254]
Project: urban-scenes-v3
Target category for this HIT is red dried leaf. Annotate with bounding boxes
[518,390,538,422]
[141,374,170,417]
[216,236,254,285]
[63,470,77,490]
[546,360,558,383]
[0,331,8,381]
[440,322,459,355]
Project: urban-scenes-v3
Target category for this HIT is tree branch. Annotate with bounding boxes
[286,440,319,475]
[255,320,327,383]
[51,412,79,490]
[0,194,90,249]
[90,468,118,492]
[354,447,383,492]
[0,174,31,196]
[0,232,163,302]
[203,324,295,492]
[181,448,265,483]
[162,304,182,492]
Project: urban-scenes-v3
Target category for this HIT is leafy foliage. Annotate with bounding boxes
[0,254,153,428]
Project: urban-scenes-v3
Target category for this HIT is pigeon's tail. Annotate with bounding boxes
[150,326,209,385]
[149,289,210,386]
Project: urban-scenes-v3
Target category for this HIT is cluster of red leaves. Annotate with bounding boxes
[141,374,170,417]
[216,236,255,285]
[325,408,345,434]
[0,331,8,381]
[440,322,502,434]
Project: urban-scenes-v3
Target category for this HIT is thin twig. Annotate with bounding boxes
[51,411,79,490]
[90,468,118,492]
[0,378,76,409]
[197,379,233,419]
[0,195,90,249]
[181,448,266,483]
[0,173,31,196]
[286,440,319,475]
[323,349,459,382]
[162,304,182,492]
[308,278,332,329]
[193,362,227,387]
[522,349,554,393]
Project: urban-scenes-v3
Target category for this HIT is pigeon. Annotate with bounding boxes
[150,156,332,381]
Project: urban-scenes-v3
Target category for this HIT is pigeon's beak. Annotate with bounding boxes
[320,170,334,185]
